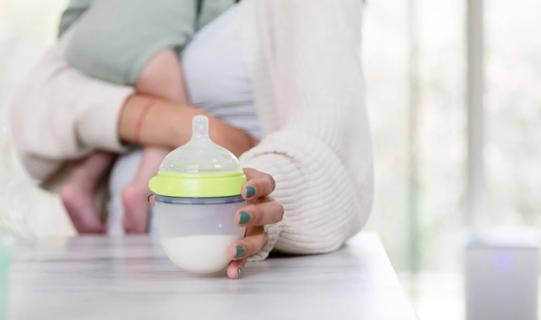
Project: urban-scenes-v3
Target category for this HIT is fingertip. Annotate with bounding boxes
[227,261,244,279]
[244,185,256,199]
[228,245,236,259]
[229,243,243,260]
[226,265,238,279]
[237,210,252,226]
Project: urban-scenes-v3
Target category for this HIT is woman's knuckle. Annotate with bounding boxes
[254,206,266,225]
[261,231,269,246]
[246,238,258,254]
[254,180,264,194]
[243,168,256,177]
[267,175,276,192]
[276,203,285,220]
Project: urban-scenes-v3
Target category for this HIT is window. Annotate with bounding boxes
[365,0,541,318]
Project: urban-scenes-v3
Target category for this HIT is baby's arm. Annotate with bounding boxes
[136,49,188,105]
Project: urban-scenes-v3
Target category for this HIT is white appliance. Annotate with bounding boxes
[465,229,539,320]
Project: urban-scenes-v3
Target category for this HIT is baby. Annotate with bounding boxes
[59,0,232,233]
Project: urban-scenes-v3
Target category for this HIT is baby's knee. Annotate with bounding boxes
[137,50,181,85]
[135,49,184,97]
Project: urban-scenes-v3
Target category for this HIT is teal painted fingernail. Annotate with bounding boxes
[246,186,256,198]
[235,245,246,258]
[239,211,251,225]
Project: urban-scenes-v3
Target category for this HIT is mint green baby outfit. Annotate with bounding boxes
[61,0,234,85]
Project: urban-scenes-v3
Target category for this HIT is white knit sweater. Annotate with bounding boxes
[9,0,372,260]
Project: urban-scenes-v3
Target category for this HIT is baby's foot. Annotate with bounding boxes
[122,185,150,234]
[60,183,105,234]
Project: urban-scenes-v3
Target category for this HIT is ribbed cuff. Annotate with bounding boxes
[241,145,305,261]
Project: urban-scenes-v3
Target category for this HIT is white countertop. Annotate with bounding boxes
[8,233,417,320]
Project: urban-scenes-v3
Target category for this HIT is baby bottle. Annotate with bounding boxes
[149,115,246,273]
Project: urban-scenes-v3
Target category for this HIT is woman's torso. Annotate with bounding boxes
[182,5,261,139]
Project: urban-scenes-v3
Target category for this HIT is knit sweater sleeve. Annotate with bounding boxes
[240,0,373,261]
[9,29,133,183]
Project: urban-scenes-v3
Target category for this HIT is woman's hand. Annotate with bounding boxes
[226,168,284,279]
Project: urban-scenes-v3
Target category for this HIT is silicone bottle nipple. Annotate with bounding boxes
[192,115,210,141]
[157,115,240,174]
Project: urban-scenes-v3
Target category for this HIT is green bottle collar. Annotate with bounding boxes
[149,171,246,198]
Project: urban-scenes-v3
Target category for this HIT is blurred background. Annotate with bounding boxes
[0,0,540,319]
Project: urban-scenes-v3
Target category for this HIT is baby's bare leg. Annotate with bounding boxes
[61,151,114,234]
[122,147,168,233]
[123,49,187,233]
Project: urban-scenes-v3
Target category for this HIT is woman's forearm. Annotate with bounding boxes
[118,94,256,156]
